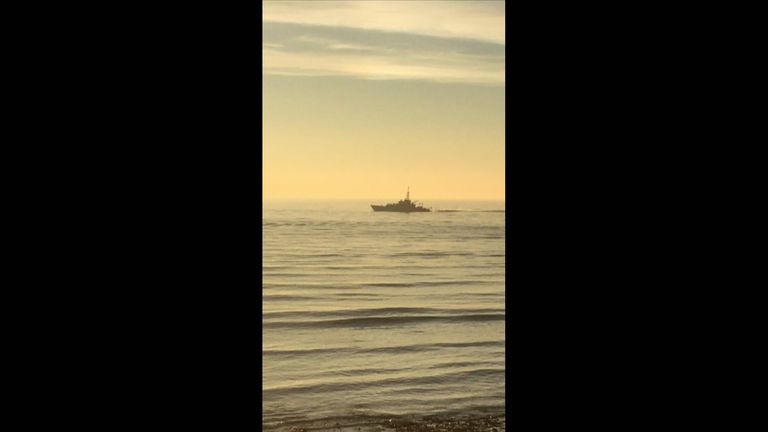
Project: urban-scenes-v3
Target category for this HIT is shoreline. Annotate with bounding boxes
[267,413,505,432]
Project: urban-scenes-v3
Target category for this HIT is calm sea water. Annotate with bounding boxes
[263,200,505,429]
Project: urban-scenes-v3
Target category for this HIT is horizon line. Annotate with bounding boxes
[263,197,506,201]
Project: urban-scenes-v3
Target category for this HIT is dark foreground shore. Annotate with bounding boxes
[269,414,505,432]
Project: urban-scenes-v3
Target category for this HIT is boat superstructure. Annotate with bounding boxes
[371,188,431,212]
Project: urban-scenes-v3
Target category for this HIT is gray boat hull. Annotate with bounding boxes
[371,204,430,212]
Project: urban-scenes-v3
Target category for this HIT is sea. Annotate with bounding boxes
[263,200,505,430]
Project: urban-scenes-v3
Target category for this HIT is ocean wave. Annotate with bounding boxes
[390,251,475,257]
[363,280,498,287]
[263,313,505,329]
[263,280,501,290]
[269,264,503,270]
[362,340,504,353]
[262,295,321,301]
[263,340,504,358]
[263,307,504,320]
[263,368,505,397]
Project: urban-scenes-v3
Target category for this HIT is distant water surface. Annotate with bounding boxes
[263,200,505,429]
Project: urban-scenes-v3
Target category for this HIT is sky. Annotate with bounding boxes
[263,1,505,200]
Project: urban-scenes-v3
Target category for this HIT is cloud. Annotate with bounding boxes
[263,0,505,44]
[263,21,505,85]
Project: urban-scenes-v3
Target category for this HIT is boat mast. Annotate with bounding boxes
[407,186,410,201]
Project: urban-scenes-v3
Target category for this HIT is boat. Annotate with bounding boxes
[371,188,431,212]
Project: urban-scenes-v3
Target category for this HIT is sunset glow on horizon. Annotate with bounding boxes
[263,0,505,201]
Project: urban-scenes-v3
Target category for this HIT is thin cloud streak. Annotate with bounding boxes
[263,21,505,85]
[263,0,505,44]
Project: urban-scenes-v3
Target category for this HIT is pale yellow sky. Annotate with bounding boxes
[263,1,505,200]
